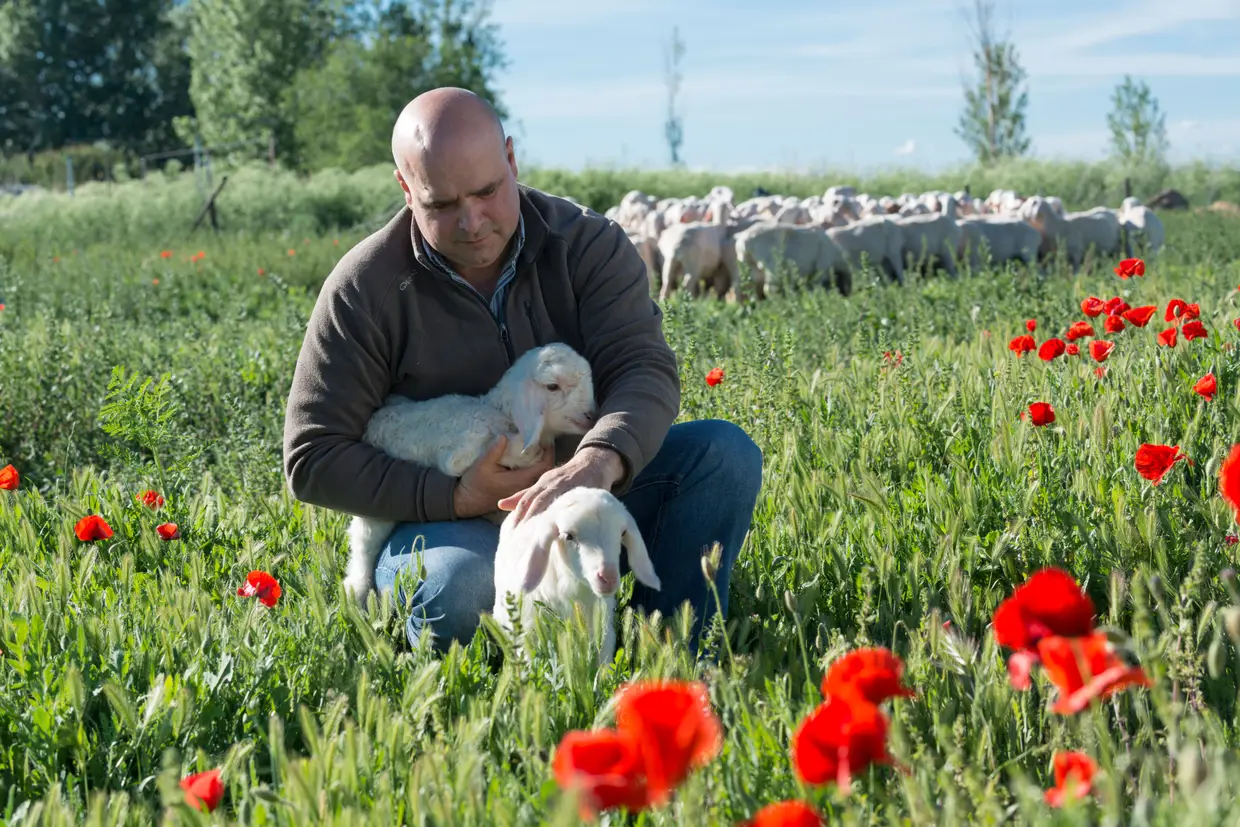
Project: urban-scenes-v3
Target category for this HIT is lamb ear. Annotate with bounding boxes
[620,511,660,591]
[518,517,558,593]
[511,378,548,454]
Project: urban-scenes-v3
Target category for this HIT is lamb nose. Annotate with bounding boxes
[596,570,617,589]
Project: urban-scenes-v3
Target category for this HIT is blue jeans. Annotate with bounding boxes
[373,419,763,655]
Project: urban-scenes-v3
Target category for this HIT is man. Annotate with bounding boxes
[282,87,762,656]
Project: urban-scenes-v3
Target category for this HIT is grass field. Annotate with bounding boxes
[3,173,1240,825]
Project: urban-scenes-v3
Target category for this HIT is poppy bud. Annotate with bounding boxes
[1208,635,1227,679]
[1223,568,1240,605]
[784,589,797,614]
[1224,607,1240,646]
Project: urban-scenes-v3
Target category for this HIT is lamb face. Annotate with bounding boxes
[541,488,661,598]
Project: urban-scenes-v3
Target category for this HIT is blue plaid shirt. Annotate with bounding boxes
[421,214,526,321]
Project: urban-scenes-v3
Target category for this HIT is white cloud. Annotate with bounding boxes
[895,139,916,155]
[487,0,664,29]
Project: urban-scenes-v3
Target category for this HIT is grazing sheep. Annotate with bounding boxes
[958,215,1042,271]
[895,200,962,278]
[1120,196,1165,257]
[1021,197,1122,272]
[657,202,742,301]
[827,216,905,286]
[734,221,853,298]
[343,344,597,602]
[492,487,660,665]
[626,230,662,293]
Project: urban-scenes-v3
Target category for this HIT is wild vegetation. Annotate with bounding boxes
[3,169,1240,824]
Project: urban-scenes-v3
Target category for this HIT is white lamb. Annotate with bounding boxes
[491,487,661,665]
[734,221,853,298]
[827,216,905,286]
[342,343,598,602]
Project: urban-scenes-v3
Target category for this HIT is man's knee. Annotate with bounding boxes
[678,418,763,495]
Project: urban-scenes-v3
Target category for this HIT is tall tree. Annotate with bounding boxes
[287,0,508,172]
[663,26,685,167]
[955,0,1031,164]
[0,0,192,156]
[175,0,346,166]
[1106,75,1168,167]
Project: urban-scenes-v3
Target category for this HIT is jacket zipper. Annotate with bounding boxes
[442,278,515,365]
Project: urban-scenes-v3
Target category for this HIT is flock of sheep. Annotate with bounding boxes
[604,186,1166,300]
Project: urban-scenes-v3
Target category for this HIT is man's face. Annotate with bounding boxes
[397,133,521,275]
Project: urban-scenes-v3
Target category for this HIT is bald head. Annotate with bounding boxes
[391,86,522,282]
[392,87,505,177]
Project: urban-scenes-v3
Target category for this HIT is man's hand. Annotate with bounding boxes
[497,445,625,525]
[453,434,556,519]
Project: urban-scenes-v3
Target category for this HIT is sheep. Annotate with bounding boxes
[734,221,853,298]
[895,199,962,278]
[1120,196,1165,257]
[491,487,661,665]
[827,216,905,286]
[957,215,1042,271]
[1020,197,1122,272]
[342,344,597,602]
[657,201,743,301]
[626,230,662,293]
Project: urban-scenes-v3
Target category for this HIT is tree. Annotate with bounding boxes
[1106,75,1168,167]
[286,0,508,172]
[663,26,685,167]
[955,0,1031,164]
[175,0,346,167]
[0,0,193,156]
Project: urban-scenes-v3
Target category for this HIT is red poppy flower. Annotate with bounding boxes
[1114,257,1145,278]
[1134,443,1187,485]
[1026,319,1036,332]
[1221,444,1240,524]
[1234,319,1240,332]
[615,679,723,803]
[1121,305,1157,327]
[1094,366,1107,379]
[1080,297,1105,317]
[1066,343,1080,356]
[1065,321,1095,341]
[1026,402,1055,426]
[791,695,893,788]
[1194,374,1217,401]
[1103,296,1129,316]
[1036,632,1153,714]
[706,367,725,386]
[75,515,113,542]
[1166,299,1200,322]
[992,568,1096,655]
[552,729,650,818]
[1227,534,1239,546]
[160,250,173,259]
[0,464,17,490]
[1009,335,1036,356]
[1038,338,1066,361]
[1158,327,1178,348]
[181,769,224,812]
[287,249,296,256]
[137,489,164,509]
[237,570,281,607]
[1103,315,1125,334]
[257,267,265,276]
[1182,320,1208,341]
[737,800,826,827]
[821,647,914,705]
[156,522,180,541]
[1044,751,1097,807]
[1089,340,1114,362]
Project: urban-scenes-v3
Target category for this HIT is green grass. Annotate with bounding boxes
[3,202,1240,825]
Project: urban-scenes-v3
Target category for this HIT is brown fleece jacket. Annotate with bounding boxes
[282,184,681,524]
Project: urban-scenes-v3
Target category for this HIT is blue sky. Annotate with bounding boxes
[486,0,1240,173]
